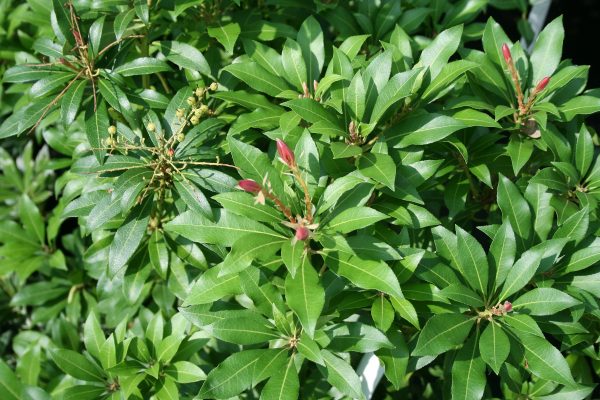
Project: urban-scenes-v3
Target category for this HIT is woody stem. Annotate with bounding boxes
[507,61,525,114]
[263,190,295,223]
[292,167,313,223]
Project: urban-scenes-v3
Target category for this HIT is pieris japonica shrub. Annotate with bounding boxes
[0,0,599,399]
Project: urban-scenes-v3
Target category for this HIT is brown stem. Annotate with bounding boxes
[292,168,313,223]
[263,191,295,223]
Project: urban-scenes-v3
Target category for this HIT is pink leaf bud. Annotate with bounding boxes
[503,301,513,312]
[502,44,512,63]
[276,139,295,167]
[238,179,261,193]
[295,226,309,241]
[535,76,550,92]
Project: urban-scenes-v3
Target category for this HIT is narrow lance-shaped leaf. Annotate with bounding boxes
[108,195,153,277]
[260,354,299,400]
[413,314,475,357]
[285,254,324,338]
[478,321,509,374]
[497,174,531,252]
[451,330,486,400]
[455,226,489,298]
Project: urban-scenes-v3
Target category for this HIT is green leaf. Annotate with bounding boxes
[390,296,420,329]
[356,152,396,190]
[50,349,105,382]
[422,60,478,102]
[19,194,45,244]
[321,241,403,299]
[513,288,579,316]
[282,38,307,90]
[507,135,534,175]
[386,112,466,148]
[231,106,282,135]
[479,322,510,374]
[108,196,152,277]
[221,234,285,276]
[498,244,545,301]
[157,41,212,76]
[575,125,594,177]
[514,332,576,386]
[412,314,475,356]
[497,174,531,251]
[320,350,365,400]
[253,349,289,384]
[224,62,291,97]
[452,109,502,128]
[184,267,242,306]
[208,23,241,54]
[165,209,284,248]
[482,18,511,67]
[157,335,184,363]
[260,355,299,400]
[451,332,486,400]
[63,385,107,400]
[0,97,54,139]
[61,79,86,125]
[325,322,393,353]
[281,239,305,276]
[283,98,342,129]
[84,313,105,360]
[339,35,371,59]
[552,206,589,246]
[213,192,281,224]
[345,71,366,121]
[489,221,516,290]
[439,283,484,308]
[370,69,421,123]
[297,16,324,85]
[456,226,489,298]
[372,295,394,332]
[134,0,149,24]
[85,101,109,163]
[198,349,264,399]
[563,246,600,274]
[207,314,279,345]
[165,361,207,383]
[52,0,73,45]
[10,282,68,306]
[375,330,409,390]
[530,16,564,86]
[114,9,135,40]
[0,359,23,400]
[559,93,600,121]
[324,206,387,234]
[174,178,212,218]
[149,231,169,278]
[297,332,324,365]
[114,57,171,76]
[285,255,324,338]
[416,25,463,79]
[243,39,283,76]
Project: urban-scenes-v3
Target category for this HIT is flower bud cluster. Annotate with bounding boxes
[237,139,316,243]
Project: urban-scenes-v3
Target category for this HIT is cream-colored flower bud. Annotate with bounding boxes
[108,125,117,135]
[146,122,156,132]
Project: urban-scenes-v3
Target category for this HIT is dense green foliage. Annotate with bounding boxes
[1,0,599,399]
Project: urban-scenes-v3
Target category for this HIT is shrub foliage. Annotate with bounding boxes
[0,0,599,399]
